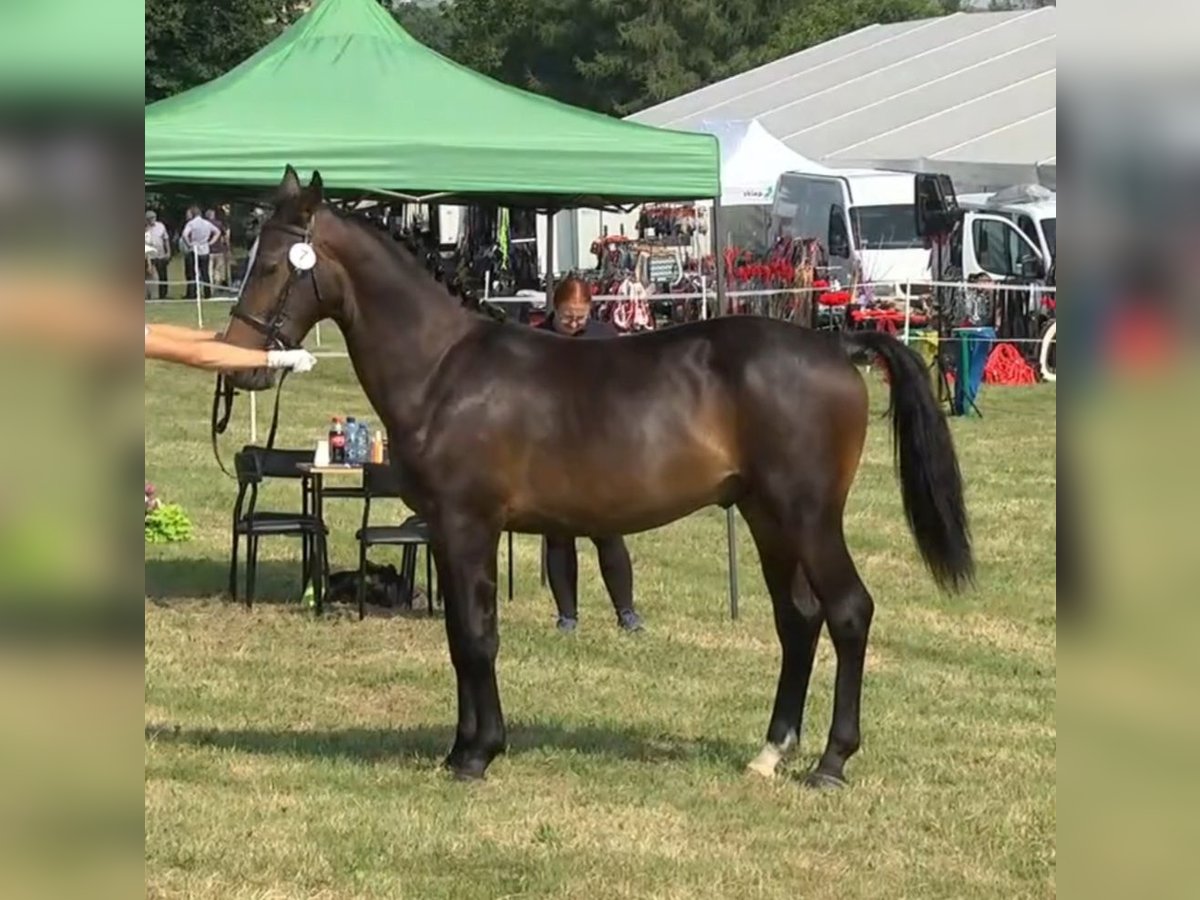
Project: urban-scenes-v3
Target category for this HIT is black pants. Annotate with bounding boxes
[184,253,212,299]
[545,535,634,620]
[151,256,170,300]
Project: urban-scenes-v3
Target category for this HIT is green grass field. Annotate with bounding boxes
[145,302,1056,899]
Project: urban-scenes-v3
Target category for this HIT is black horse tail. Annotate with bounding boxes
[841,331,975,592]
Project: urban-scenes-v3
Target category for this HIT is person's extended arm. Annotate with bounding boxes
[144,327,317,372]
[147,323,219,342]
[144,330,269,370]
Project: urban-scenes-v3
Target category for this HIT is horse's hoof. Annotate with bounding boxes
[746,761,777,779]
[803,770,848,790]
[444,752,490,782]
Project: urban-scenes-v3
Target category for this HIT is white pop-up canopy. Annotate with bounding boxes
[693,118,833,207]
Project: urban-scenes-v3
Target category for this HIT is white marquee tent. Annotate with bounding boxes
[629,8,1057,193]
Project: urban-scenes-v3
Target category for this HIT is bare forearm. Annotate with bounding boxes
[150,323,221,342]
[145,334,268,370]
[188,340,270,370]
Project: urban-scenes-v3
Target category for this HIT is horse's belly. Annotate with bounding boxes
[507,455,740,536]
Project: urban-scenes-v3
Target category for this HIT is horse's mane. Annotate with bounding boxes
[332,206,507,323]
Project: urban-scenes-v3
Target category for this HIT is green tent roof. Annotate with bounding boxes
[144,0,719,207]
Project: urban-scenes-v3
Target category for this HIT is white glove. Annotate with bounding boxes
[266,348,317,373]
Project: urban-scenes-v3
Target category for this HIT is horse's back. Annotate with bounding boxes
[419,316,866,534]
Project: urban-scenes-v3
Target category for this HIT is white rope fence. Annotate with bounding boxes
[147,277,1055,353]
[148,275,1054,442]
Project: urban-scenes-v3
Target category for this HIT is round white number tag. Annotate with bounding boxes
[288,242,317,271]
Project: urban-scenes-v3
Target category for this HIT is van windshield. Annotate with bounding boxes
[1041,218,1056,261]
[852,204,924,250]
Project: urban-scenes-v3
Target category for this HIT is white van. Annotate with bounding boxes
[770,168,929,296]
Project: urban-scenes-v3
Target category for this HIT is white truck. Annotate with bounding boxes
[770,170,1055,292]
[953,183,1056,283]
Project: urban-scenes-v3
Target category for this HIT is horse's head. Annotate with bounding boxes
[223,165,336,390]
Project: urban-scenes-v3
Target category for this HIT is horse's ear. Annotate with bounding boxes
[279,165,303,200]
[301,170,324,214]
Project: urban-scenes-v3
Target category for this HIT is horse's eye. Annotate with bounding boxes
[262,262,279,275]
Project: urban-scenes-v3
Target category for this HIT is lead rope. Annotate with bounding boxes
[265,368,288,448]
[210,368,289,479]
[210,372,237,478]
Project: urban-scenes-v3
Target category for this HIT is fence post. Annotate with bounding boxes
[193,246,204,329]
[700,274,708,320]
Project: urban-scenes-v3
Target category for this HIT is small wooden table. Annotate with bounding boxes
[296,463,365,529]
[297,462,516,604]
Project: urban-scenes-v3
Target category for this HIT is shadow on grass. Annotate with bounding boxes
[146,719,750,771]
[146,557,307,604]
[146,557,443,620]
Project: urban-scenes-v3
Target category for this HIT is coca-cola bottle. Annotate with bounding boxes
[328,417,347,465]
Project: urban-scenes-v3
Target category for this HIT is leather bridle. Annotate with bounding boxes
[211,219,325,477]
[228,221,325,351]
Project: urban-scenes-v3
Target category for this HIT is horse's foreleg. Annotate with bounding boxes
[435,515,505,780]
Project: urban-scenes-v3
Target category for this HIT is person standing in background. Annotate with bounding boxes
[144,210,171,299]
[181,206,221,300]
[537,275,644,634]
[205,207,231,288]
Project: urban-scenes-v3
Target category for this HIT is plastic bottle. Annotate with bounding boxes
[371,430,384,463]
[354,420,371,465]
[329,417,347,465]
[345,416,359,464]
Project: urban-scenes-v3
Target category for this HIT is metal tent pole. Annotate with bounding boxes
[545,208,557,298]
[710,198,739,620]
[726,507,739,621]
[540,209,557,588]
[711,200,730,316]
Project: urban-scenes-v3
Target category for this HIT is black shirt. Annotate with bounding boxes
[537,314,620,339]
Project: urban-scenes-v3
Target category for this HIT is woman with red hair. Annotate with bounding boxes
[537,276,644,633]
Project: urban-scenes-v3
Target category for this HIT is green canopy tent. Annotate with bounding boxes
[144,0,719,209]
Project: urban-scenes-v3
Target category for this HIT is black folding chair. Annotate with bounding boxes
[229,447,328,612]
[355,463,436,620]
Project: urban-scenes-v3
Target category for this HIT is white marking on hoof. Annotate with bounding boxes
[746,743,784,779]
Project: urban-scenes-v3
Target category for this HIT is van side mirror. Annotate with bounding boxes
[828,206,851,258]
[915,172,960,238]
[1019,253,1045,280]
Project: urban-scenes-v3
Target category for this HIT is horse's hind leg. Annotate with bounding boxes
[796,517,874,788]
[739,498,823,779]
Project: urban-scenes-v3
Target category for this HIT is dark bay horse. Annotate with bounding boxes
[223,167,973,786]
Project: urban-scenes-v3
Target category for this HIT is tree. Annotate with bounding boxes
[445,0,963,117]
[392,2,458,57]
[145,0,309,103]
[729,1,961,76]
